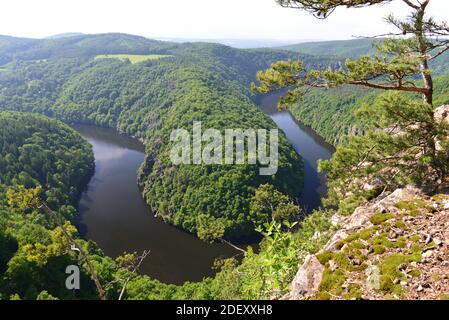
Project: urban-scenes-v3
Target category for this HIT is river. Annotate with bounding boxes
[73,91,334,285]
[256,92,335,212]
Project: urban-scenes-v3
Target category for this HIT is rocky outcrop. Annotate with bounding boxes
[434,105,449,124]
[286,186,449,300]
[288,255,325,299]
[285,106,449,300]
[434,105,449,153]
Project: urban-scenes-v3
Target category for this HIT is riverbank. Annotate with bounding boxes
[71,91,334,285]
[73,124,237,285]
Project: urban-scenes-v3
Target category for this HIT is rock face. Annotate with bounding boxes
[288,255,325,299]
[434,105,449,124]
[285,105,449,300]
[287,186,423,300]
[434,105,449,152]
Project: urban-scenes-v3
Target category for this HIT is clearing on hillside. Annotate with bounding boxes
[94,54,172,64]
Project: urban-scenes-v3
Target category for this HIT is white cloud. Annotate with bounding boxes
[1,0,448,41]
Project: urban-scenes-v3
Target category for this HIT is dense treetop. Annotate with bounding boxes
[1,19,447,298]
[0,33,323,236]
[0,34,320,299]
[0,112,97,299]
[0,111,93,209]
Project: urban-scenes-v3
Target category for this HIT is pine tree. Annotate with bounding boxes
[254,0,449,106]
[253,0,449,212]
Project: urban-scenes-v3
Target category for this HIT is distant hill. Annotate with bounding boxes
[277,38,378,58]
[0,33,173,63]
[278,38,449,75]
[157,37,299,49]
[0,33,335,81]
[45,32,85,39]
[0,35,39,64]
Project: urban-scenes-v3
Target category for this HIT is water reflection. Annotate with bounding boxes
[256,92,335,211]
[71,93,334,284]
[72,124,237,285]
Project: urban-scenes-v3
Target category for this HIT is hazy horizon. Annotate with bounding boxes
[0,31,356,49]
[1,0,448,44]
[0,32,334,44]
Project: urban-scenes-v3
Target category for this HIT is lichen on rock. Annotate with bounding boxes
[288,186,449,300]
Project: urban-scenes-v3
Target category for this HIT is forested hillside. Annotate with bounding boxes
[0,112,97,299]
[0,33,339,237]
[287,74,449,145]
[0,33,171,63]
[278,38,377,58]
[278,38,449,74]
[53,56,304,236]
[273,39,449,145]
[0,111,93,208]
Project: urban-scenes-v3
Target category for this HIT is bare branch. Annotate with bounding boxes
[222,239,247,254]
[429,45,449,61]
[40,202,107,300]
[402,0,419,10]
[118,250,151,300]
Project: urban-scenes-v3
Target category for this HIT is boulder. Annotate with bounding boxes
[288,255,325,300]
[434,105,449,124]
[434,105,449,152]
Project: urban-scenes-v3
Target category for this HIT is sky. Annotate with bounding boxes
[1,0,448,42]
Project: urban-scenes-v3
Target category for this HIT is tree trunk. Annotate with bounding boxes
[416,0,433,105]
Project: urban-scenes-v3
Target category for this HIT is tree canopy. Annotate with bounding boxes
[256,0,449,213]
[0,112,99,299]
[257,0,449,106]
[0,36,314,237]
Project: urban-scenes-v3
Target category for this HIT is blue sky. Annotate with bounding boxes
[1,0,448,42]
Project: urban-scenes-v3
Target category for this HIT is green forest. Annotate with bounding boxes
[0,112,96,299]
[0,35,334,299]
[287,74,449,145]
[0,34,325,237]
[1,0,449,300]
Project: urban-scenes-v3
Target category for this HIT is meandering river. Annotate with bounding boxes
[73,91,334,285]
[256,92,335,212]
